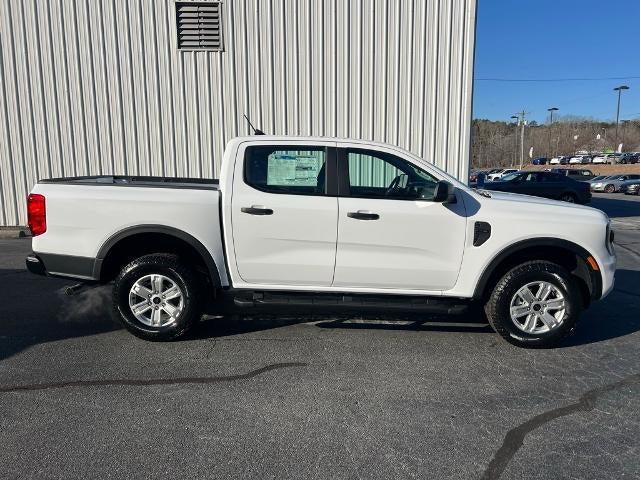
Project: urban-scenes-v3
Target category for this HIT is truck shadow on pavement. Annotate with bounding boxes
[1,268,639,361]
[0,269,119,362]
[193,268,640,348]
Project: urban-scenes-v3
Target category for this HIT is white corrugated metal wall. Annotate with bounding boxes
[0,0,476,226]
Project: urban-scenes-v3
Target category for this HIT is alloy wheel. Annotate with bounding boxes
[509,281,566,334]
[128,274,184,327]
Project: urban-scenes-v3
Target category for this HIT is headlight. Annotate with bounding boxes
[593,183,602,187]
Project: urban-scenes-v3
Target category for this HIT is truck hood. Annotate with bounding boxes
[475,189,605,218]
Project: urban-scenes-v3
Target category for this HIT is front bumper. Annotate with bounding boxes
[599,251,616,299]
[624,185,639,194]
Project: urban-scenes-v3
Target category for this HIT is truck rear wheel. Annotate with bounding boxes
[112,253,201,341]
[485,261,581,348]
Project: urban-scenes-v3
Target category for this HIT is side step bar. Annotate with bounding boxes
[231,291,469,315]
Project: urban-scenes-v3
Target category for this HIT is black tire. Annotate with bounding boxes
[559,192,576,203]
[604,184,615,193]
[485,261,581,348]
[112,253,201,341]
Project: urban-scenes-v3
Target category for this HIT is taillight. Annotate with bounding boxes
[27,194,46,236]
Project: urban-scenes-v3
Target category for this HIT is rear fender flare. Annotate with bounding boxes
[94,225,222,287]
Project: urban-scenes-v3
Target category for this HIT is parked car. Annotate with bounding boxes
[586,175,611,185]
[480,171,592,204]
[550,168,596,181]
[25,136,615,348]
[591,174,640,193]
[592,154,615,164]
[532,157,548,165]
[486,168,519,181]
[569,155,591,164]
[615,153,639,164]
[622,181,640,195]
[469,170,487,183]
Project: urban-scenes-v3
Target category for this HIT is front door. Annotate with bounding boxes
[231,142,338,286]
[332,146,467,291]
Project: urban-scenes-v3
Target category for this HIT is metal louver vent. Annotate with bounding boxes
[176,1,223,51]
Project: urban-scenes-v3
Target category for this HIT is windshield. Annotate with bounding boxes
[501,172,521,182]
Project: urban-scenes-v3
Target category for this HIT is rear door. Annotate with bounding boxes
[230,141,338,286]
[332,145,467,291]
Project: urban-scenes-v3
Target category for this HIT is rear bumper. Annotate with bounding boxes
[26,252,99,281]
[26,254,46,276]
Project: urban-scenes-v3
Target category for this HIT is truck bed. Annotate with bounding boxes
[30,176,228,285]
[38,175,219,190]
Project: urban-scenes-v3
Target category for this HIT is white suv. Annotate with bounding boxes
[486,169,518,181]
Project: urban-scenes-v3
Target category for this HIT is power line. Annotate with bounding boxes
[475,75,640,82]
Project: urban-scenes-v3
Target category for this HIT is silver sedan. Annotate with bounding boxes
[591,174,640,193]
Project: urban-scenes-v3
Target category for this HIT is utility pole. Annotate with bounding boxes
[547,107,558,158]
[621,119,630,150]
[512,110,528,170]
[614,85,629,151]
[510,115,519,166]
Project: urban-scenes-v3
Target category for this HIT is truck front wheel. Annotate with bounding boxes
[485,261,581,348]
[112,253,201,341]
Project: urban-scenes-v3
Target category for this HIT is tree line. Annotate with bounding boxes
[471,117,640,168]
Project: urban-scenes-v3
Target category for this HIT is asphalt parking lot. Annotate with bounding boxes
[1,193,639,480]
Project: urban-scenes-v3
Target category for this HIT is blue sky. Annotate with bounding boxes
[473,0,640,123]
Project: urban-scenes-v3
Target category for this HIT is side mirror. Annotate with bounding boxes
[433,180,457,203]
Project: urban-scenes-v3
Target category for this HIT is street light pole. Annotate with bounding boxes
[614,85,629,151]
[547,107,558,158]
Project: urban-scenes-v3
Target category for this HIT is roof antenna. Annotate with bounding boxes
[243,114,265,135]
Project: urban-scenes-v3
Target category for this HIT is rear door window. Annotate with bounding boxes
[541,173,564,182]
[244,146,327,195]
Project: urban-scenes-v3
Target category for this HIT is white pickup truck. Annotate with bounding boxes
[26,136,616,347]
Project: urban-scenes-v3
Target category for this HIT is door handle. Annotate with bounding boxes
[347,210,380,220]
[241,205,274,215]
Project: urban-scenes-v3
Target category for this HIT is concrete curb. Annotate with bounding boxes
[0,227,31,239]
